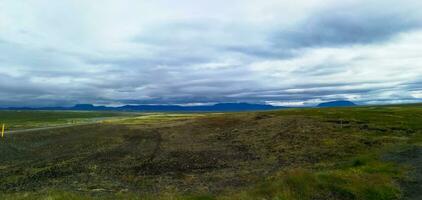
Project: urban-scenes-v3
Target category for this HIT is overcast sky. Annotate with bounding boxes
[0,0,421,107]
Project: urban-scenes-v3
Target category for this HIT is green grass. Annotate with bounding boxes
[0,110,132,130]
[113,113,210,125]
[224,154,404,200]
[0,104,421,199]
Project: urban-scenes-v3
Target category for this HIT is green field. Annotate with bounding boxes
[0,111,133,131]
[0,105,421,200]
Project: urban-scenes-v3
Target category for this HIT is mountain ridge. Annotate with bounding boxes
[1,101,358,111]
[0,103,284,112]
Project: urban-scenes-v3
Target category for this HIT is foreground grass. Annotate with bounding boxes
[0,104,421,199]
[226,156,403,200]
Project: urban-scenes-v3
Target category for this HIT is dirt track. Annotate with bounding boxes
[385,146,422,200]
[5,117,125,134]
[7,123,97,134]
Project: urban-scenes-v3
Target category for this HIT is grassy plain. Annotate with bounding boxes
[0,111,133,131]
[0,104,421,200]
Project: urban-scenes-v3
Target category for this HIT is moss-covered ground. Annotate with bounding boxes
[0,104,421,199]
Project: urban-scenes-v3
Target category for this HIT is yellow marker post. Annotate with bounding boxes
[1,124,4,138]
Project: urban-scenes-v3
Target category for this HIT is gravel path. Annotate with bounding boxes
[5,117,125,135]
[385,146,422,200]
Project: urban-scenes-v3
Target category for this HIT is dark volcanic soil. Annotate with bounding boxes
[385,146,422,200]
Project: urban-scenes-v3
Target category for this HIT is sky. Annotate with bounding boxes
[0,0,421,107]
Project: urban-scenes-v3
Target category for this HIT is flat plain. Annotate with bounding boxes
[0,104,421,200]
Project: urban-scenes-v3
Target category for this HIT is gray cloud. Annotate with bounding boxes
[274,3,419,51]
[0,0,421,107]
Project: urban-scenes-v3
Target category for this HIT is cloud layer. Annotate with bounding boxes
[0,0,421,107]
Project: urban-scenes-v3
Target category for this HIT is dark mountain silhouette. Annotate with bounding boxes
[317,100,356,107]
[2,103,285,112]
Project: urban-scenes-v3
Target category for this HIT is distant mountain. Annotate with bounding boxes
[318,100,356,107]
[2,103,285,112]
